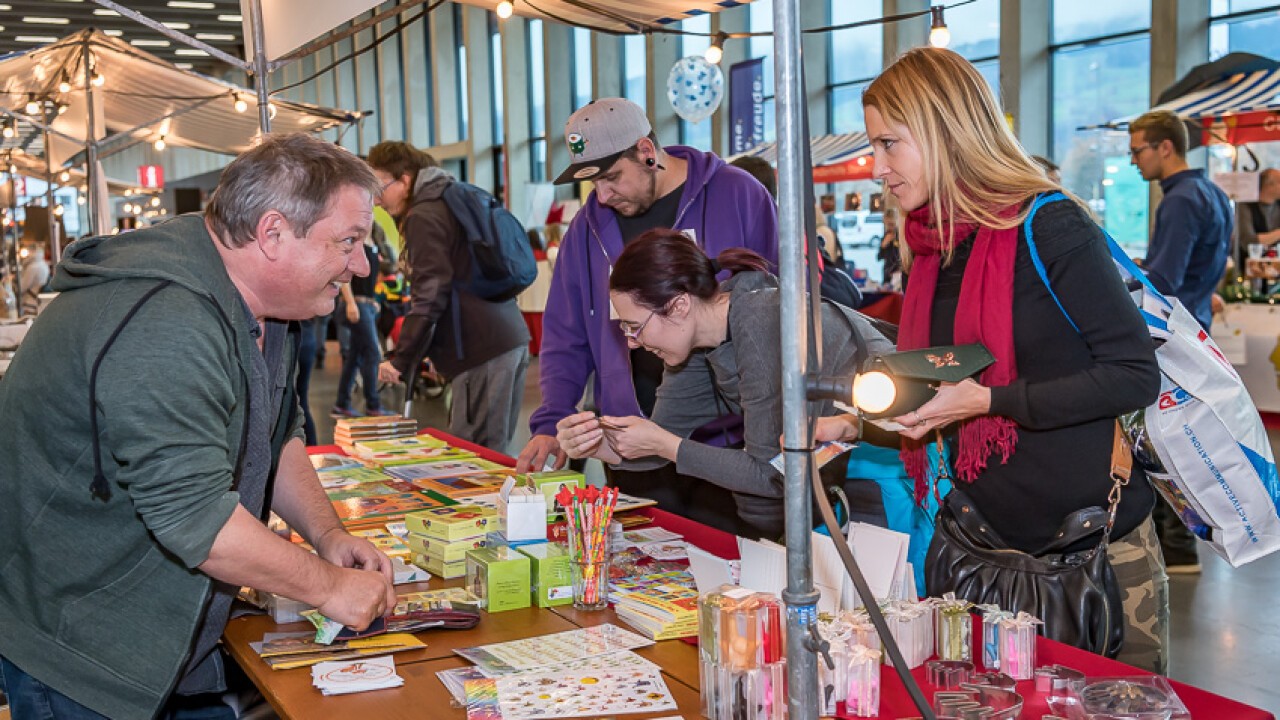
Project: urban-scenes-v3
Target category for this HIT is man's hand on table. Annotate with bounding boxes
[516,433,567,473]
[314,529,397,630]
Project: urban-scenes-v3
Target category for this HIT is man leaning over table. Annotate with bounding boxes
[0,133,397,720]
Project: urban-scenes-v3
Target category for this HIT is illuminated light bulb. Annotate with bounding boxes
[704,32,727,65]
[53,204,64,217]
[7,163,15,174]
[19,246,29,258]
[267,102,277,120]
[852,371,897,415]
[57,103,68,114]
[2,123,14,139]
[77,195,85,205]
[496,0,513,19]
[928,6,950,48]
[91,70,105,87]
[234,96,248,113]
[154,135,167,151]
[58,74,71,93]
[59,170,70,182]
[150,196,160,207]
[25,96,40,114]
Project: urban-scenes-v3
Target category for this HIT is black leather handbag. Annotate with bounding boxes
[925,425,1132,659]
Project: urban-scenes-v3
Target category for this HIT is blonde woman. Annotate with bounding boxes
[861,48,1166,671]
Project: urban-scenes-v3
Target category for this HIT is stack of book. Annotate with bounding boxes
[333,416,418,454]
[404,504,496,579]
[610,571,700,640]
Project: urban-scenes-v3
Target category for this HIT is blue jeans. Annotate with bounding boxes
[336,300,382,412]
[0,656,234,720]
[296,317,318,445]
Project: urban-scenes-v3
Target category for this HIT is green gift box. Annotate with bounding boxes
[465,546,531,613]
[517,543,573,607]
[526,469,586,519]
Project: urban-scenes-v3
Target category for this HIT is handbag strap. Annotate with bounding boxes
[1102,421,1133,542]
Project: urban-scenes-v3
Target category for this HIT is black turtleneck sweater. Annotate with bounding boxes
[919,199,1159,553]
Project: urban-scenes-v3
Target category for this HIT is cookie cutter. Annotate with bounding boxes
[926,660,974,689]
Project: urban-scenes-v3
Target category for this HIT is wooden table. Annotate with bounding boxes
[223,576,702,720]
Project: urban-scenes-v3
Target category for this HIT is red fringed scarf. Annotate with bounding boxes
[899,204,1020,501]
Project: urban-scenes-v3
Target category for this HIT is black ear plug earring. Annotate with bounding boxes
[646,157,656,167]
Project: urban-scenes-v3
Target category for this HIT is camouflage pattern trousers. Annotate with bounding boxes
[1107,517,1169,674]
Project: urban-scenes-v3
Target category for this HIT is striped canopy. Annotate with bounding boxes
[451,0,754,33]
[729,132,871,166]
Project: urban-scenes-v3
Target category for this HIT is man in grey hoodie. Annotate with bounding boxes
[368,141,530,454]
[0,133,396,720]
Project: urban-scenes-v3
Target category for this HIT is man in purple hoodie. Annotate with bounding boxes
[516,98,779,534]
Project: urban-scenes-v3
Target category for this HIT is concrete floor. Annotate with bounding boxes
[309,345,1280,714]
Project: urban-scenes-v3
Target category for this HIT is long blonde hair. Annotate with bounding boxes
[863,48,1080,267]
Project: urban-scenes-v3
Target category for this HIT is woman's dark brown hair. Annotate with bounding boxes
[609,228,770,313]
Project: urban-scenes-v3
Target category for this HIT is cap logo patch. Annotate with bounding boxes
[567,133,586,155]
[573,166,600,180]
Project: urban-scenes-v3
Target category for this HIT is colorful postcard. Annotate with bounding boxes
[331,492,445,523]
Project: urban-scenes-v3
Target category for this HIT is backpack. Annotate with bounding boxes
[440,181,537,302]
[1025,192,1280,567]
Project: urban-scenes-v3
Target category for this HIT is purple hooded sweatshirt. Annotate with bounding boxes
[528,145,780,439]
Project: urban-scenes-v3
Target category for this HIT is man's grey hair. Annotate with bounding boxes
[205,133,380,249]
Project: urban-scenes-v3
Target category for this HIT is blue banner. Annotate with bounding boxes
[729,58,765,155]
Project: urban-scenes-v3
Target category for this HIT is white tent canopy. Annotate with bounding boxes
[728,132,871,166]
[0,28,363,166]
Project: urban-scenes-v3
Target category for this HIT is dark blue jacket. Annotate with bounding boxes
[1144,169,1233,330]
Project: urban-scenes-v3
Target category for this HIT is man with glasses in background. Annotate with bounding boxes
[516,98,778,535]
[1129,109,1233,574]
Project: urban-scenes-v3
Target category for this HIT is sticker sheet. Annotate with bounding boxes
[465,666,677,719]
[454,624,653,675]
[438,650,658,704]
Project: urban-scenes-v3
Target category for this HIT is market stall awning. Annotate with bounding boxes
[728,132,875,183]
[1090,53,1280,146]
[451,0,756,33]
[0,29,364,166]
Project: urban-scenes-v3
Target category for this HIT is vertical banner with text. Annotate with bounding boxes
[729,58,765,156]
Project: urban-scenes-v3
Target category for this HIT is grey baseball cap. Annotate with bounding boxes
[553,98,653,185]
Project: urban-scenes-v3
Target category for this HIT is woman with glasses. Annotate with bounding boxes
[555,228,893,539]
[861,47,1164,671]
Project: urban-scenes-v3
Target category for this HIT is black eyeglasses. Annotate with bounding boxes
[377,177,399,196]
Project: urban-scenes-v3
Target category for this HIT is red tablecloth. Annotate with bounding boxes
[309,430,1273,720]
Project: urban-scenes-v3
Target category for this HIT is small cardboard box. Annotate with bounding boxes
[526,469,586,519]
[465,546,532,613]
[404,532,487,563]
[411,552,466,580]
[497,478,548,542]
[516,543,573,607]
[404,504,495,541]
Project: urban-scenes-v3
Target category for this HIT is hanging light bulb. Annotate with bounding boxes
[268,102,277,120]
[54,204,64,217]
[150,196,161,207]
[77,194,86,205]
[91,67,105,87]
[59,170,71,182]
[57,103,69,115]
[495,0,513,19]
[2,119,14,139]
[929,6,950,48]
[25,95,40,115]
[58,70,72,94]
[233,95,248,113]
[154,135,167,151]
[704,32,727,65]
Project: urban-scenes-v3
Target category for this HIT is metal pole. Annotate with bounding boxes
[7,171,19,315]
[83,40,102,238]
[773,0,818,718]
[248,0,273,133]
[43,122,61,264]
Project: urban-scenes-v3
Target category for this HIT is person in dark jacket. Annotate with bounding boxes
[864,48,1165,672]
[0,133,396,720]
[368,142,530,454]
